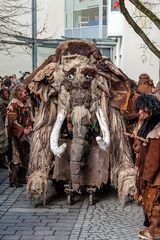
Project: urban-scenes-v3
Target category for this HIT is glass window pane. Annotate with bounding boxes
[73,7,99,28]
[103,6,107,25]
[66,12,73,29]
[103,0,107,5]
[74,0,100,9]
[65,0,73,11]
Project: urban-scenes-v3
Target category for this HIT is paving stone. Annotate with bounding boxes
[20,236,44,240]
[34,230,54,235]
[2,235,21,240]
[54,230,71,235]
[15,230,34,235]
[44,236,69,240]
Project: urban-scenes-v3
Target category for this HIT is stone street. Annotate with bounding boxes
[0,168,143,240]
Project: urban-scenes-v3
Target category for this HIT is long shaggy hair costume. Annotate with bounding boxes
[135,93,160,138]
[26,40,137,206]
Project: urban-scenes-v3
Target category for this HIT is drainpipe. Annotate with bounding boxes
[32,0,37,71]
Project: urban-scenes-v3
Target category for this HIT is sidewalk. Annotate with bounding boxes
[0,167,143,240]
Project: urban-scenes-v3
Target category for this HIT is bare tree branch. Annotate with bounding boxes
[119,0,160,58]
[129,0,160,29]
[0,0,31,40]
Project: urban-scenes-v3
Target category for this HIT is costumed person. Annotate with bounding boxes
[124,73,155,131]
[137,73,155,95]
[0,87,10,168]
[0,76,3,89]
[123,74,156,162]
[134,93,160,240]
[6,83,33,187]
[154,80,160,101]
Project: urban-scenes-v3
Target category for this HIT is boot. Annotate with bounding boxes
[18,166,27,184]
[150,205,160,239]
[138,228,153,239]
[0,154,8,169]
[144,215,150,227]
[139,205,160,239]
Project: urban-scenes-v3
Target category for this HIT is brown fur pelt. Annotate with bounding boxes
[55,40,102,63]
[29,101,56,174]
[137,84,155,94]
[26,171,48,206]
[29,125,53,174]
[26,101,56,204]
[25,55,56,85]
[118,168,136,206]
[108,106,136,203]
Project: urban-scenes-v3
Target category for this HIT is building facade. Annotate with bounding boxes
[65,0,107,39]
[0,0,159,85]
[63,0,160,84]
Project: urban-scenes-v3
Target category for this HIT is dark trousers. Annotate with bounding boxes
[9,140,30,185]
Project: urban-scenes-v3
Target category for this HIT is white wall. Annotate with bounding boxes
[37,0,65,39]
[121,18,159,84]
[108,0,160,85]
[0,46,32,78]
[120,0,160,85]
[107,1,123,37]
[37,47,55,66]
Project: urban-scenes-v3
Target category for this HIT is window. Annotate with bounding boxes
[73,7,99,28]
[66,12,73,29]
[103,6,107,25]
[65,0,74,11]
[103,0,107,5]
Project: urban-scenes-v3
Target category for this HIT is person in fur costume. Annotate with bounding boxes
[0,87,10,168]
[123,74,155,163]
[134,93,160,240]
[6,84,33,187]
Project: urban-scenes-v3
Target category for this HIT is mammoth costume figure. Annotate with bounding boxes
[26,40,135,206]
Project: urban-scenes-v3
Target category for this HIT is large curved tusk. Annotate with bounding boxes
[95,108,110,150]
[50,109,67,158]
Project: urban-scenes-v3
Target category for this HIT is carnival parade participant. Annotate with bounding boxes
[0,87,10,168]
[123,74,156,162]
[154,80,160,101]
[134,93,160,240]
[123,73,155,133]
[6,83,33,187]
[137,73,155,95]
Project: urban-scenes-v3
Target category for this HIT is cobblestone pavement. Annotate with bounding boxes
[0,167,144,240]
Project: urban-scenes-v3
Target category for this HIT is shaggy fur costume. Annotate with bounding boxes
[27,40,136,205]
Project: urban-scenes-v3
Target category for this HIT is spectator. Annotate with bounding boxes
[20,71,30,84]
[3,77,12,89]
[9,74,17,87]
[6,83,33,187]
